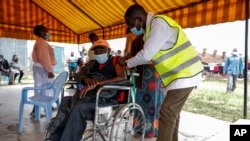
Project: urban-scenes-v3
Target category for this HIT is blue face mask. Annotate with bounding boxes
[130,20,144,35]
[45,33,50,40]
[95,53,108,64]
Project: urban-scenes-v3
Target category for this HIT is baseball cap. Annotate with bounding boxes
[91,39,110,50]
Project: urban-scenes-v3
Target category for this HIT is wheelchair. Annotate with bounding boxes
[43,71,146,141]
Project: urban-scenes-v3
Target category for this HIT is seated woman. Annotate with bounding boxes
[48,39,126,141]
[10,54,24,83]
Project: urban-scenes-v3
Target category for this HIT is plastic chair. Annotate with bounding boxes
[0,74,9,84]
[18,71,68,133]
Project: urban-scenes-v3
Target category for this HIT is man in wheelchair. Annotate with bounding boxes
[48,39,128,141]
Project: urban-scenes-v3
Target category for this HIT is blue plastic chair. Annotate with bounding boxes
[18,71,68,133]
[0,74,10,84]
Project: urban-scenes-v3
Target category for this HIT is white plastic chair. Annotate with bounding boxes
[18,71,68,133]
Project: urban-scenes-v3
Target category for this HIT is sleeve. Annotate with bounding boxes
[127,18,177,68]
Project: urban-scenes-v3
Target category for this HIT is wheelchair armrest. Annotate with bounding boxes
[103,79,134,87]
[100,85,133,90]
[94,85,133,109]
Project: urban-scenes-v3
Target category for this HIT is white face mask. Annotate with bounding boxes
[95,53,108,64]
[232,51,238,55]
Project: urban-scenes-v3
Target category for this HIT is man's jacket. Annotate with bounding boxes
[223,54,243,75]
[145,15,204,87]
[0,59,10,72]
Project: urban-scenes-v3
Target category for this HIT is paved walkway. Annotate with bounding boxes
[0,83,248,141]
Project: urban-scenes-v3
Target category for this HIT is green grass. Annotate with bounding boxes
[183,77,250,122]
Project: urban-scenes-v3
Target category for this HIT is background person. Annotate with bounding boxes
[31,25,56,116]
[66,51,78,89]
[124,27,137,57]
[0,54,15,85]
[115,49,122,56]
[223,48,243,93]
[120,4,204,141]
[10,54,24,83]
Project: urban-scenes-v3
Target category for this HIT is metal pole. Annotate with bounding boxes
[243,0,249,119]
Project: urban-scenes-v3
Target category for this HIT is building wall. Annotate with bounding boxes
[0,38,28,71]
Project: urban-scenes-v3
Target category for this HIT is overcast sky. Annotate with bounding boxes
[184,20,249,56]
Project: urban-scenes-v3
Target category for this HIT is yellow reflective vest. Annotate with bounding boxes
[145,15,204,87]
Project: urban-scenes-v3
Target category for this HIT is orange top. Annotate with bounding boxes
[32,37,57,72]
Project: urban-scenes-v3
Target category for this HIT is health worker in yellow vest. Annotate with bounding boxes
[120,4,204,141]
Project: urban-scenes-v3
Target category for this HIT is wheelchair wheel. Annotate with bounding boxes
[110,103,146,141]
[81,129,94,141]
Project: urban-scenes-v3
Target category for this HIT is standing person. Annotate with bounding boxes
[124,27,137,57]
[87,33,99,62]
[120,4,204,141]
[76,57,84,71]
[31,25,56,116]
[0,54,15,85]
[223,48,243,93]
[129,35,165,138]
[10,54,24,83]
[66,52,78,89]
[115,50,122,56]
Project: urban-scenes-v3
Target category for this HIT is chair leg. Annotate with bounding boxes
[45,105,52,123]
[35,106,41,121]
[18,102,24,133]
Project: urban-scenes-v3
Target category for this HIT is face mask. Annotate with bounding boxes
[45,33,50,40]
[95,53,108,64]
[232,51,238,55]
[130,20,144,35]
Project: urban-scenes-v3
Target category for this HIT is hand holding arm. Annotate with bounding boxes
[48,72,55,78]
[79,78,100,99]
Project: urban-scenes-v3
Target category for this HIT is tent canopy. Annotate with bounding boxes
[0,0,248,44]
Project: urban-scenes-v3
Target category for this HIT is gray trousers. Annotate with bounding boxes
[226,74,238,92]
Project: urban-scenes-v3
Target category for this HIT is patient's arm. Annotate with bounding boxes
[79,61,126,98]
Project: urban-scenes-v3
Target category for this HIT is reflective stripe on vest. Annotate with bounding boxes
[146,15,204,87]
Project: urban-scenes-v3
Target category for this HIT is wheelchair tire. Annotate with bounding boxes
[110,103,146,141]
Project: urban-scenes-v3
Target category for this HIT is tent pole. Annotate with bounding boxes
[243,0,249,119]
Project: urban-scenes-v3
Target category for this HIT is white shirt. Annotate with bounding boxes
[127,12,202,91]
